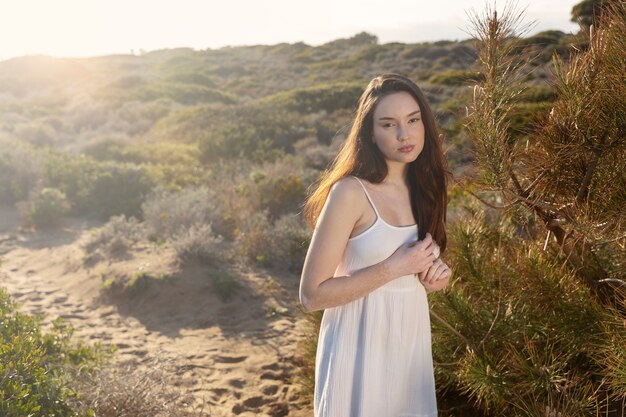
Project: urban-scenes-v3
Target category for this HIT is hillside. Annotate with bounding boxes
[0,29,580,415]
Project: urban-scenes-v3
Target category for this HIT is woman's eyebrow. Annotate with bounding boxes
[378,109,421,121]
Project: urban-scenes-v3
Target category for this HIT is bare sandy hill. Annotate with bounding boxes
[0,206,312,416]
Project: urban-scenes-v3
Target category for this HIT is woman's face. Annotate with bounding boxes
[371,91,425,166]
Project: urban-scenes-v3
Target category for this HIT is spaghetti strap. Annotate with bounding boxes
[351,176,381,219]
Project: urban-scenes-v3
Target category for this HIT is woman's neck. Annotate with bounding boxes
[383,161,409,187]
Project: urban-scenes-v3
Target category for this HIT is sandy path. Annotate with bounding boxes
[0,207,312,416]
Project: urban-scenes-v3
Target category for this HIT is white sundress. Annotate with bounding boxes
[314,176,438,417]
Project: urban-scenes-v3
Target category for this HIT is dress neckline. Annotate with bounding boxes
[348,215,417,241]
[350,176,417,229]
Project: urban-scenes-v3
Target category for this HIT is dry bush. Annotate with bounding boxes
[236,212,311,271]
[142,186,218,241]
[168,223,225,263]
[141,187,227,264]
[83,215,145,261]
[236,210,273,265]
[271,214,312,272]
[71,356,206,417]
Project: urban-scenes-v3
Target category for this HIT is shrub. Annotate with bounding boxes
[80,134,131,161]
[428,69,484,86]
[0,140,43,203]
[142,186,218,240]
[15,122,57,147]
[168,223,224,264]
[134,82,237,105]
[194,104,313,163]
[254,173,307,219]
[294,310,323,404]
[208,269,242,302]
[100,270,176,298]
[83,215,145,259]
[270,214,312,272]
[70,357,198,417]
[236,211,311,271]
[262,82,363,114]
[85,161,156,219]
[19,187,70,228]
[0,287,105,417]
[126,271,176,297]
[430,207,621,415]
[164,72,217,88]
[297,140,338,170]
[237,211,273,265]
[43,151,156,219]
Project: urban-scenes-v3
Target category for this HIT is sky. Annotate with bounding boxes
[0,0,581,61]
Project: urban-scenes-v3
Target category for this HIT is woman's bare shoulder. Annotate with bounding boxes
[330,175,363,197]
[321,176,369,228]
[322,176,366,220]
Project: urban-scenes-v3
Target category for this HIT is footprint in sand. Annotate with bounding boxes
[262,384,279,396]
[232,398,266,415]
[242,395,268,407]
[214,355,247,364]
[60,314,85,320]
[268,402,290,417]
[228,378,246,389]
[260,370,287,381]
[209,387,229,402]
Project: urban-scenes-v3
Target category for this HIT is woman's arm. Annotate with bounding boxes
[299,178,436,312]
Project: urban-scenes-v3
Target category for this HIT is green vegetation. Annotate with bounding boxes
[0,2,623,413]
[209,269,242,302]
[432,3,625,415]
[19,187,70,228]
[123,271,176,297]
[0,288,106,416]
[429,69,484,86]
[261,82,364,113]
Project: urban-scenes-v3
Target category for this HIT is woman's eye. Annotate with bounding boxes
[409,118,421,123]
[383,123,394,128]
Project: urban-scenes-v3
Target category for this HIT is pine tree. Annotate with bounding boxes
[432,2,625,415]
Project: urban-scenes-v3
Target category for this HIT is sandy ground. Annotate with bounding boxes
[0,206,312,416]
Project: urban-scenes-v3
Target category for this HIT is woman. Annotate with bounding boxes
[300,73,452,417]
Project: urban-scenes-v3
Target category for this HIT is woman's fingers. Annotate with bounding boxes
[415,233,433,251]
[426,259,445,284]
[427,259,453,284]
[435,263,452,282]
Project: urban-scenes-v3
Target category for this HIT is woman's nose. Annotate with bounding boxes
[397,125,409,141]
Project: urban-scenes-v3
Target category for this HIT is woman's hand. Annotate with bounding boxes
[418,258,451,293]
[385,233,436,278]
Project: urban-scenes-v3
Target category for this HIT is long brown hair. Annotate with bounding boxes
[303,73,451,253]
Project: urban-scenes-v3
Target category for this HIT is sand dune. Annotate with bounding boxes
[0,206,311,416]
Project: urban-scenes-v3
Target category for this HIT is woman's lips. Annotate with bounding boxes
[398,145,415,153]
